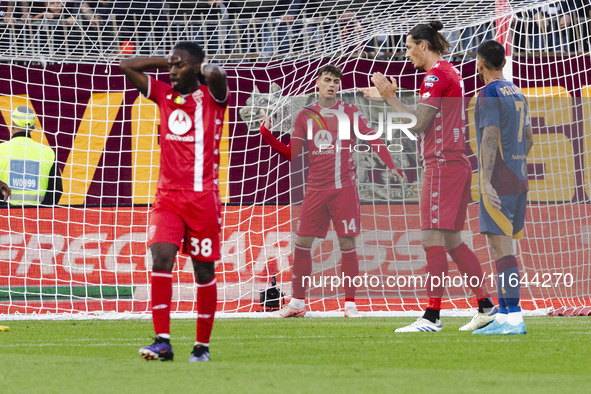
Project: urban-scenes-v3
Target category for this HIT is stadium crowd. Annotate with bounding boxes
[0,1,590,61]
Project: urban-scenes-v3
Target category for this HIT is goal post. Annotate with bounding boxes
[0,0,590,319]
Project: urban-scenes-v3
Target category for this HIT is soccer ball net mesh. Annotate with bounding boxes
[0,0,589,318]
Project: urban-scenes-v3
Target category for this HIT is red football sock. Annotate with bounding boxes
[292,244,312,300]
[448,242,490,299]
[151,271,173,335]
[340,247,359,301]
[425,246,448,310]
[196,277,217,345]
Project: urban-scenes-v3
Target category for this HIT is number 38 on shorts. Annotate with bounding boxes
[190,237,213,258]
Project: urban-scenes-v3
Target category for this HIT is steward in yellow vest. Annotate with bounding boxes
[0,106,62,206]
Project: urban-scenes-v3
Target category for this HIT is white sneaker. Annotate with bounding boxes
[395,317,442,332]
[459,306,498,331]
[344,305,361,318]
[268,304,306,318]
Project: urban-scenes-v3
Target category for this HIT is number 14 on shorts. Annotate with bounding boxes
[190,237,213,258]
[341,219,356,234]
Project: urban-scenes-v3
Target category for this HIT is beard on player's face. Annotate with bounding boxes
[476,58,485,82]
[406,45,422,69]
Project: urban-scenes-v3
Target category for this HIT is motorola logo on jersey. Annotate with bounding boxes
[168,109,192,135]
[314,129,333,148]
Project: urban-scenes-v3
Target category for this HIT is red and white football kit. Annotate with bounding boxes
[417,60,471,231]
[146,76,229,261]
[262,100,399,238]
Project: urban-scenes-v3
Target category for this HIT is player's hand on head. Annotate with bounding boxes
[483,182,502,210]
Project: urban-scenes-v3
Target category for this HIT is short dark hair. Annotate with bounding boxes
[173,41,205,63]
[407,21,450,55]
[476,40,506,70]
[317,64,342,80]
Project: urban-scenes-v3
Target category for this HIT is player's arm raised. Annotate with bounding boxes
[120,57,168,97]
[259,114,296,161]
[480,125,502,210]
[201,63,228,102]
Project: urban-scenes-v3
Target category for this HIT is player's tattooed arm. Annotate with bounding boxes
[412,104,438,135]
[481,125,502,210]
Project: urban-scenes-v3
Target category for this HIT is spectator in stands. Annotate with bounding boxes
[95,0,165,56]
[3,1,36,24]
[168,0,228,57]
[513,0,582,53]
[79,1,119,54]
[226,1,304,58]
[459,23,493,53]
[31,1,79,55]
[32,1,76,25]
[0,106,62,206]
[274,0,305,55]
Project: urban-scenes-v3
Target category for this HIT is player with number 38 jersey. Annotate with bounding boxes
[121,41,229,363]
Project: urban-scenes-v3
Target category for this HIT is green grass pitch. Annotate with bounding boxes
[1,317,589,393]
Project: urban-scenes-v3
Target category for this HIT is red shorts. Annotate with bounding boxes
[420,164,471,231]
[296,186,360,238]
[148,189,222,261]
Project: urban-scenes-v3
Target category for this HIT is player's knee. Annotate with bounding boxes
[487,235,513,261]
[193,260,215,283]
[443,232,463,251]
[295,236,314,248]
[421,230,444,248]
[338,236,355,250]
[150,243,177,271]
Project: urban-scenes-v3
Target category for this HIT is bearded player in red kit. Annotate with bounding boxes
[360,21,496,332]
[121,41,229,361]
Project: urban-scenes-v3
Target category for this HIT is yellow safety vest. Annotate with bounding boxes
[0,136,56,205]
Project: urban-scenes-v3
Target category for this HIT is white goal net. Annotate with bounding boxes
[0,0,590,318]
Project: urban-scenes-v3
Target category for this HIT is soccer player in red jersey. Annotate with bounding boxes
[121,41,229,361]
[259,64,406,318]
[360,21,496,332]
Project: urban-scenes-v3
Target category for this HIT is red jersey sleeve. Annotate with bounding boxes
[260,123,292,161]
[146,76,169,103]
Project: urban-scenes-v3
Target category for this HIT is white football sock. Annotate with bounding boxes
[344,301,356,309]
[495,312,508,324]
[507,311,524,326]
